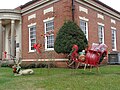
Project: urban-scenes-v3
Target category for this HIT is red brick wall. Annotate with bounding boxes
[22,0,120,60]
[74,1,120,52]
[116,20,120,51]
[22,0,72,59]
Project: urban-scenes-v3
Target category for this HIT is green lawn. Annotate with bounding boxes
[0,65,120,90]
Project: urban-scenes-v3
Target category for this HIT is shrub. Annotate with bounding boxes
[54,21,88,54]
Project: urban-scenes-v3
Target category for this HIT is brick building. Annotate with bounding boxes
[0,0,120,66]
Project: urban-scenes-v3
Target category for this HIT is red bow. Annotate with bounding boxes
[33,44,41,53]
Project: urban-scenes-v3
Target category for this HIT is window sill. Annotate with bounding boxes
[45,48,54,51]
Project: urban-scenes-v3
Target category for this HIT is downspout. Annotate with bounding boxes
[72,0,75,22]
[72,0,76,68]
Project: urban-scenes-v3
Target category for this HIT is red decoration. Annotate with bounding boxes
[71,44,79,62]
[33,43,41,53]
[41,30,54,38]
[4,51,7,58]
[69,43,108,66]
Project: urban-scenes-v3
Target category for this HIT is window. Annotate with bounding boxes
[98,25,104,44]
[80,19,88,40]
[44,19,54,50]
[29,25,36,52]
[111,29,117,51]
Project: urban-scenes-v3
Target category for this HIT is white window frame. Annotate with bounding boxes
[98,23,104,44]
[79,16,89,40]
[111,27,117,51]
[28,23,36,52]
[43,17,54,51]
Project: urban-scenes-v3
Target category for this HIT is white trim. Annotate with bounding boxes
[97,22,104,26]
[44,7,53,15]
[111,19,116,24]
[111,27,116,30]
[79,16,89,21]
[79,6,88,14]
[75,0,120,21]
[43,17,54,22]
[28,23,36,27]
[86,21,88,40]
[97,13,104,20]
[11,20,15,24]
[45,48,54,51]
[22,0,59,16]
[113,49,117,51]
[28,13,36,20]
[43,17,54,51]
[22,59,68,62]
[22,0,49,13]
[81,0,120,18]
[80,18,89,40]
[28,24,36,52]
[1,14,21,20]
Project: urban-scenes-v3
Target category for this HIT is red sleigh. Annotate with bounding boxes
[67,43,108,70]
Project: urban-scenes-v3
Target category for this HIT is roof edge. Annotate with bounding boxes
[20,0,120,15]
[0,9,21,14]
[20,0,40,9]
[94,0,120,15]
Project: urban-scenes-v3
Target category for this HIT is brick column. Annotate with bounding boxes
[11,20,15,58]
[0,20,2,60]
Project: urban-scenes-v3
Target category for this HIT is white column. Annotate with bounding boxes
[16,21,22,59]
[19,21,22,58]
[11,20,15,58]
[2,28,5,52]
[0,20,2,60]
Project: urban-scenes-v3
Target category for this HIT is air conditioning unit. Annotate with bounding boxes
[108,51,120,64]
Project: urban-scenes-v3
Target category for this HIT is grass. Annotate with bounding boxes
[0,65,120,90]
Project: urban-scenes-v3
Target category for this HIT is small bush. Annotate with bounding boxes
[1,63,8,67]
[54,21,88,54]
[20,62,56,69]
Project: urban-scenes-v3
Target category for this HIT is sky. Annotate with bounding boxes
[0,0,119,12]
[99,0,120,12]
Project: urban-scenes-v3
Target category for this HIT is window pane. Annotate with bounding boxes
[29,25,36,51]
[111,29,116,50]
[45,20,54,49]
[80,19,88,39]
[98,25,104,44]
[46,20,54,32]
[47,35,54,48]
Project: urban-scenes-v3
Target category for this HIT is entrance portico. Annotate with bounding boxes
[0,9,21,60]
